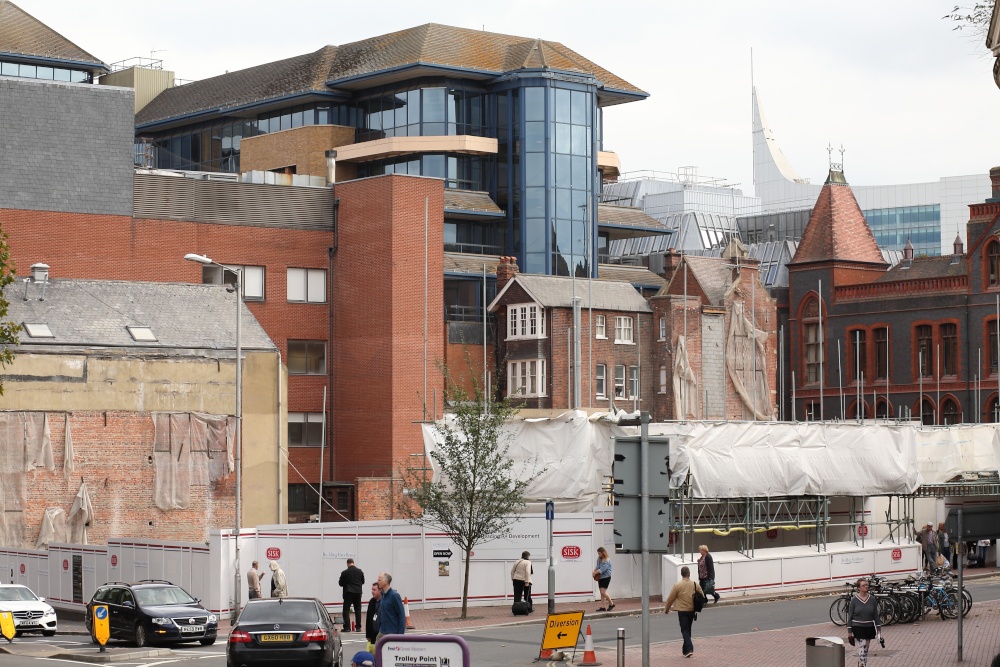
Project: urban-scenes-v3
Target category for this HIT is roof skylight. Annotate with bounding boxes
[22,323,53,338]
[127,326,157,342]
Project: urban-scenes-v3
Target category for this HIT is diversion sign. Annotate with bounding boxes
[541,610,585,650]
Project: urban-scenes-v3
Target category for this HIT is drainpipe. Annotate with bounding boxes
[276,349,283,522]
[326,150,339,505]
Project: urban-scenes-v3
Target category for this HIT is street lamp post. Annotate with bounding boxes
[184,253,242,613]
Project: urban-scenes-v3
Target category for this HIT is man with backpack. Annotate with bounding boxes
[664,566,705,659]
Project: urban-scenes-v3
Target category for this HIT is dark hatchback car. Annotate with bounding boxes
[227,597,342,667]
[85,580,218,647]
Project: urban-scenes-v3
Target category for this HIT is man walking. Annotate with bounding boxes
[918,522,938,572]
[511,551,533,613]
[376,572,405,639]
[339,558,365,633]
[664,565,703,659]
[247,560,264,600]
[365,582,381,653]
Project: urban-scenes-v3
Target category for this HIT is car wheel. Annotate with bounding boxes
[200,637,216,646]
[134,623,148,648]
[42,630,55,637]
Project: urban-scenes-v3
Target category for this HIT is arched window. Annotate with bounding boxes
[848,399,869,421]
[920,399,935,426]
[875,398,892,419]
[800,297,822,385]
[988,396,1000,423]
[989,240,1000,286]
[941,398,960,425]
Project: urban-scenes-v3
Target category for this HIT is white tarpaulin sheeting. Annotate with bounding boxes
[422,414,1000,503]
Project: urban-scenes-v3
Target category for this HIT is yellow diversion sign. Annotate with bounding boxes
[0,610,14,642]
[92,604,110,648]
[541,610,585,650]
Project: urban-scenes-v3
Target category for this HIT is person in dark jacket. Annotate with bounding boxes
[364,582,381,652]
[847,578,881,667]
[339,558,366,633]
[697,545,720,603]
[376,572,405,638]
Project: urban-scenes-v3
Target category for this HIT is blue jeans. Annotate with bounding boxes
[677,611,695,655]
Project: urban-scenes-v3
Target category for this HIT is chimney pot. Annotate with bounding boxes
[30,262,49,283]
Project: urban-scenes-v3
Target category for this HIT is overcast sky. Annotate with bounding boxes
[20,0,1000,197]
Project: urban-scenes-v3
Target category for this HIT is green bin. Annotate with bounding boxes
[806,636,845,667]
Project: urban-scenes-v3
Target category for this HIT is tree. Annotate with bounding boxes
[0,228,20,393]
[398,365,543,619]
[943,2,995,39]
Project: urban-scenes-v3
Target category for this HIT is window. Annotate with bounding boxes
[989,240,1000,286]
[614,365,626,399]
[805,323,822,383]
[595,364,606,397]
[287,268,327,303]
[288,340,326,374]
[126,326,156,342]
[507,304,546,340]
[202,264,265,301]
[507,359,546,397]
[920,399,935,426]
[941,398,960,425]
[659,366,667,394]
[848,329,866,382]
[288,412,324,446]
[22,323,53,338]
[595,315,606,339]
[942,323,957,376]
[991,320,1000,374]
[288,483,320,514]
[614,316,633,344]
[917,325,933,377]
[875,398,892,419]
[658,317,666,341]
[874,327,888,380]
[629,367,640,399]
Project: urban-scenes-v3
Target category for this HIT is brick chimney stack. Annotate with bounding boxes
[990,166,1000,202]
[496,256,519,292]
[659,249,683,284]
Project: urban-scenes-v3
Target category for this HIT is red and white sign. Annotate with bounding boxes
[766,529,778,540]
[19,564,24,575]
[891,548,902,561]
[561,546,581,559]
[110,555,118,567]
[62,559,68,571]
[857,525,869,538]
[265,547,281,561]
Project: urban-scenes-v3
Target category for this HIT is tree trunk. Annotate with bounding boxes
[461,546,472,619]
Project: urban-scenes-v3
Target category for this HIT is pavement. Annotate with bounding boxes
[5,567,1000,665]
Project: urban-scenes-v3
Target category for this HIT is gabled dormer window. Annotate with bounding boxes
[507,303,546,340]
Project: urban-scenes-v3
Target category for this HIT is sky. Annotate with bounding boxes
[18,0,1000,197]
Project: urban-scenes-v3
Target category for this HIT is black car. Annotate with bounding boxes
[85,580,218,647]
[227,597,342,667]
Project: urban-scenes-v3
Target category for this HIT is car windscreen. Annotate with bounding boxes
[134,586,197,607]
[0,587,37,602]
[238,601,320,624]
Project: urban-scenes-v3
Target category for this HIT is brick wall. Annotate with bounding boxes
[0,78,133,216]
[240,125,358,179]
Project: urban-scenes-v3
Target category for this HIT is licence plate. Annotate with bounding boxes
[14,620,39,627]
[180,625,206,633]
[260,633,293,642]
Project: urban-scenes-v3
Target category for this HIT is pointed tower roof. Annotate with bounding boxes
[0,0,106,72]
[788,168,887,267]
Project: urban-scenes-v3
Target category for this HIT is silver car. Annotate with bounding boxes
[0,584,57,636]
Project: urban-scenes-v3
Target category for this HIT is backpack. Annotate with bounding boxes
[693,585,707,613]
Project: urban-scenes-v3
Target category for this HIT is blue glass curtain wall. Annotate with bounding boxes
[355,153,495,192]
[863,205,941,256]
[0,60,91,83]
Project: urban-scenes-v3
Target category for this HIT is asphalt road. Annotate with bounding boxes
[3,578,999,666]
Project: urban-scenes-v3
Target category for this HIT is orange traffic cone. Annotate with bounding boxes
[578,625,602,666]
[403,597,416,630]
[537,647,554,661]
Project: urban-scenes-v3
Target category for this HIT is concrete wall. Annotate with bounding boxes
[0,78,133,216]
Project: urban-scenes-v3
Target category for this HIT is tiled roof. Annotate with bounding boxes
[667,255,737,306]
[874,255,967,282]
[597,264,666,288]
[443,190,503,214]
[9,279,274,351]
[137,24,645,126]
[136,46,338,126]
[789,170,887,267]
[0,0,105,70]
[495,274,651,312]
[597,204,667,231]
[444,253,501,274]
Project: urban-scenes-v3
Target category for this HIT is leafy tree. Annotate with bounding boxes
[398,365,543,619]
[943,2,995,39]
[0,228,20,392]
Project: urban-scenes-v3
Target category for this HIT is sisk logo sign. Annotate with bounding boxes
[561,546,581,559]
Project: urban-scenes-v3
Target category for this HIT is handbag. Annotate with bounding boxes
[592,571,601,582]
[703,578,716,595]
[693,587,707,613]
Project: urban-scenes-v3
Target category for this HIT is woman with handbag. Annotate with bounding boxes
[847,578,882,667]
[697,545,720,604]
[593,547,614,611]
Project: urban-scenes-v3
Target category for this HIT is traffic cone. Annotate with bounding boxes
[578,625,602,666]
[351,620,356,633]
[403,597,416,630]
[537,647,554,661]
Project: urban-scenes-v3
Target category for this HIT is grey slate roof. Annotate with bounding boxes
[665,255,736,307]
[597,203,667,231]
[8,279,274,351]
[490,274,651,313]
[874,255,967,282]
[597,264,666,288]
[0,1,106,72]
